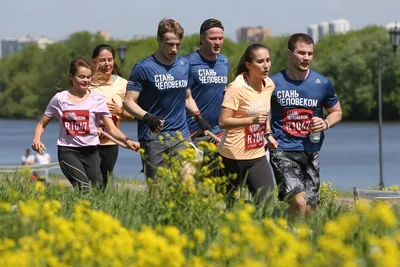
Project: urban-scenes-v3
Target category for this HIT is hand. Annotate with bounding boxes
[32,140,46,154]
[252,113,269,125]
[126,140,140,151]
[107,99,123,115]
[195,114,212,131]
[265,136,278,150]
[142,113,164,133]
[311,117,328,132]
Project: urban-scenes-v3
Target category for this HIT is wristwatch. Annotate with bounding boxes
[124,136,131,144]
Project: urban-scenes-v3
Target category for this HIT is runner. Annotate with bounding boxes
[90,44,134,186]
[218,43,275,204]
[21,148,35,166]
[186,18,229,145]
[124,18,205,180]
[269,33,342,218]
[34,150,52,183]
[31,57,139,190]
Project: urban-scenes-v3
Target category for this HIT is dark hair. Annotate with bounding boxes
[200,18,224,35]
[68,57,91,87]
[91,44,123,77]
[288,33,314,51]
[157,18,184,40]
[233,43,270,79]
[199,18,224,45]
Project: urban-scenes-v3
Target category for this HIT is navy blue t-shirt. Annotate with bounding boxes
[270,69,339,152]
[127,55,190,141]
[185,51,229,134]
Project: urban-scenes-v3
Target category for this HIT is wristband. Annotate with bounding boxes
[324,119,329,130]
[265,130,273,138]
[124,136,131,143]
[194,110,201,117]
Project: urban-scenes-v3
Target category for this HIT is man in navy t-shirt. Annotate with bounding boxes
[185,18,229,145]
[124,18,209,179]
[268,33,342,218]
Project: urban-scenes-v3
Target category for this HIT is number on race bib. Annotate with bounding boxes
[245,123,266,150]
[62,110,90,136]
[283,108,313,137]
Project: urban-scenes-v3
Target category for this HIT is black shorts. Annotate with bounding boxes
[269,150,320,206]
[139,138,191,180]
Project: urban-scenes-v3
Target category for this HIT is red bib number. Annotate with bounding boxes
[245,124,266,150]
[62,110,90,136]
[283,108,312,137]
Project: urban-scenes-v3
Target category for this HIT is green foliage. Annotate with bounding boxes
[1,25,399,120]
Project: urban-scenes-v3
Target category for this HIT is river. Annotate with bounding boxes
[0,119,398,191]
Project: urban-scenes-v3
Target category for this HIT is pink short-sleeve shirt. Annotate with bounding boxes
[44,90,111,147]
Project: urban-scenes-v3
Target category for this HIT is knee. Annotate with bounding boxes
[291,192,307,210]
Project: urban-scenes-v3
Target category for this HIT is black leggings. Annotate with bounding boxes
[220,154,275,203]
[98,145,119,186]
[58,146,103,189]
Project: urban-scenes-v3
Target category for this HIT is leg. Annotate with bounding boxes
[81,146,103,189]
[290,192,307,219]
[270,150,307,219]
[219,155,243,201]
[58,146,91,190]
[245,156,275,205]
[139,139,168,181]
[193,134,223,177]
[304,152,321,216]
[98,145,119,186]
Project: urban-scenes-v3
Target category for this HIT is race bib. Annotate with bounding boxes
[62,110,90,136]
[245,124,266,150]
[283,108,312,137]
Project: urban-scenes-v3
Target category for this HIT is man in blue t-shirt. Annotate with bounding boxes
[267,33,342,219]
[185,18,229,145]
[124,18,209,180]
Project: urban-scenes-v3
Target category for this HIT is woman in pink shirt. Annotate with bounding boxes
[218,43,277,205]
[31,57,139,189]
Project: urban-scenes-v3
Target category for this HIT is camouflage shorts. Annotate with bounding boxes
[269,150,320,206]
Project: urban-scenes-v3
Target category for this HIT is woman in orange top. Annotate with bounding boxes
[218,43,277,204]
[90,44,134,186]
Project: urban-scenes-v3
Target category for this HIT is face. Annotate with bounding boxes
[201,27,224,55]
[288,41,314,72]
[245,48,271,80]
[69,67,91,91]
[96,49,114,75]
[158,32,181,61]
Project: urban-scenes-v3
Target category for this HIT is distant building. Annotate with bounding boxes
[386,22,399,30]
[236,26,272,43]
[98,30,111,41]
[318,21,330,41]
[307,24,319,43]
[308,19,350,43]
[329,19,350,35]
[1,36,55,58]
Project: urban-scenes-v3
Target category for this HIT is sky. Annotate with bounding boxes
[1,0,399,42]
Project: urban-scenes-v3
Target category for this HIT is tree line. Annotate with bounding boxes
[0,25,399,120]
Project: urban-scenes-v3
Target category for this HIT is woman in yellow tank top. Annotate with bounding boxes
[90,44,134,186]
[218,43,277,205]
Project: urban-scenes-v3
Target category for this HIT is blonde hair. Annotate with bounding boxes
[157,18,184,40]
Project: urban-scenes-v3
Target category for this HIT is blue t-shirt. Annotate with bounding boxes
[127,55,191,141]
[270,69,339,152]
[185,51,229,134]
